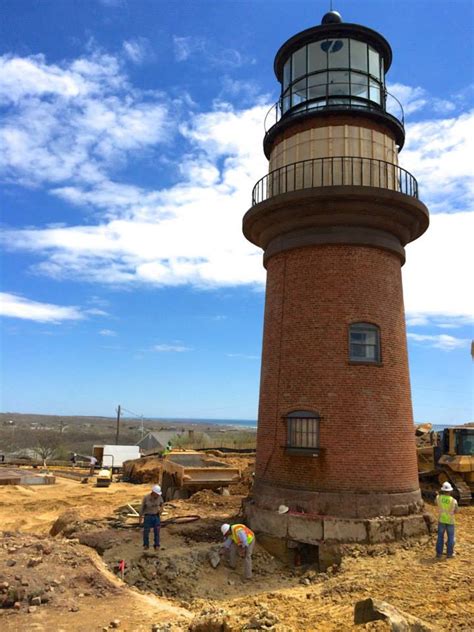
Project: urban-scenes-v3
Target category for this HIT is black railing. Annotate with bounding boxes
[251,156,418,206]
[264,86,405,133]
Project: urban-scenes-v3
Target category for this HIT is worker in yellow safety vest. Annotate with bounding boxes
[435,481,458,559]
[220,523,255,579]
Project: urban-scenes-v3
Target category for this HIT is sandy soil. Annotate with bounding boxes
[0,466,473,631]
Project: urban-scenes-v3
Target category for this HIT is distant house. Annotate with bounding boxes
[137,430,184,456]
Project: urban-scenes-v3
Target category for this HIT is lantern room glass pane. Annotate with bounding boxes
[327,38,348,68]
[283,59,291,89]
[368,47,380,79]
[291,79,307,106]
[351,72,368,99]
[308,72,327,100]
[328,71,348,95]
[308,41,327,72]
[292,47,307,81]
[350,39,368,72]
[369,79,381,104]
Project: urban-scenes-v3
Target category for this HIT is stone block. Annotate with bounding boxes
[324,519,367,543]
[391,504,409,517]
[245,504,288,538]
[287,515,323,544]
[257,534,293,565]
[402,515,429,538]
[356,495,391,519]
[367,518,402,543]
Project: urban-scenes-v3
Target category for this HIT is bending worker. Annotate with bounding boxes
[435,481,458,559]
[220,522,255,579]
[139,484,163,550]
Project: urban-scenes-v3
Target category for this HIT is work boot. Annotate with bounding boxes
[154,545,160,550]
[143,545,149,550]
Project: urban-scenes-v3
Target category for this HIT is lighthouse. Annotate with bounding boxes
[243,11,431,559]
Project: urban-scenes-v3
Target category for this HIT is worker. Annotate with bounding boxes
[70,453,77,467]
[89,455,97,476]
[220,522,255,579]
[435,481,458,559]
[139,484,164,550]
[162,441,172,457]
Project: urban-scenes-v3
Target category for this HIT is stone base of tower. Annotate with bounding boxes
[244,487,434,567]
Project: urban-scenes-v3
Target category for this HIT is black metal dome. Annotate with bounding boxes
[321,11,342,25]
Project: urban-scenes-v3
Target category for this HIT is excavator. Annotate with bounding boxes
[416,424,474,505]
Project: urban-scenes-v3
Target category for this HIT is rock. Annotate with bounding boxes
[208,550,221,569]
[69,605,80,612]
[21,580,29,587]
[110,620,121,629]
[6,559,16,567]
[30,596,41,606]
[0,581,9,590]
[27,557,43,568]
[13,601,21,610]
[28,606,37,613]
[354,597,439,631]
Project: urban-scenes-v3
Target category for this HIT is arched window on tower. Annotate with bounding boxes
[284,410,321,455]
[349,322,381,363]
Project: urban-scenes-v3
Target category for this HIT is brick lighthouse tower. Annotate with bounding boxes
[243,10,431,555]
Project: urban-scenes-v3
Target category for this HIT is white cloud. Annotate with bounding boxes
[407,333,471,352]
[99,329,116,336]
[402,112,474,212]
[153,344,191,353]
[403,212,474,323]
[122,38,152,64]
[226,353,259,360]
[172,35,253,68]
[0,52,170,188]
[0,292,85,323]
[173,36,205,62]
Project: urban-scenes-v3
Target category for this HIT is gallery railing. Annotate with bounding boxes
[251,156,418,206]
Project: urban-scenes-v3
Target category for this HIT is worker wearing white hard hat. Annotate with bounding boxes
[219,522,255,579]
[435,481,458,559]
[139,484,164,550]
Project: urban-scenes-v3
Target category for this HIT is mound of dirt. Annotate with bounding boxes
[49,509,84,537]
[123,456,162,484]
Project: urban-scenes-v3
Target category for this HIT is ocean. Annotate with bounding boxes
[150,417,257,429]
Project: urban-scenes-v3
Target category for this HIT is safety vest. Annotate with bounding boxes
[437,494,456,525]
[230,524,254,546]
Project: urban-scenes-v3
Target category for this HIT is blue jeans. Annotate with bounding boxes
[436,522,455,557]
[143,514,160,548]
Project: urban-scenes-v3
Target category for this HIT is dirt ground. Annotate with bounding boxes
[0,462,473,631]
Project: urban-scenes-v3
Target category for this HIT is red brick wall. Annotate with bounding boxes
[255,244,419,495]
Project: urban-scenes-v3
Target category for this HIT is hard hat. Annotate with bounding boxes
[221,523,230,536]
[151,485,162,495]
[441,482,453,492]
[278,505,289,514]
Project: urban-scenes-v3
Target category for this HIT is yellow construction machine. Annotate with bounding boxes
[417,425,474,505]
[96,467,113,488]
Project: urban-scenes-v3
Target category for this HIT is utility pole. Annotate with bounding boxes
[115,405,121,445]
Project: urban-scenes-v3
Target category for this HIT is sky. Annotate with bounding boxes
[0,0,472,424]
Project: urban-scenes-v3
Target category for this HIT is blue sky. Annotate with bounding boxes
[0,0,472,424]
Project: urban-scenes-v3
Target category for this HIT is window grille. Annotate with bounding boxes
[349,322,381,363]
[285,410,320,454]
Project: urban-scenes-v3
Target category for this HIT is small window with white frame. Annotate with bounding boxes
[349,322,381,363]
[285,410,320,455]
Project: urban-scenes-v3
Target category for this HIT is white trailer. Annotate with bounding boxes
[92,445,140,470]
